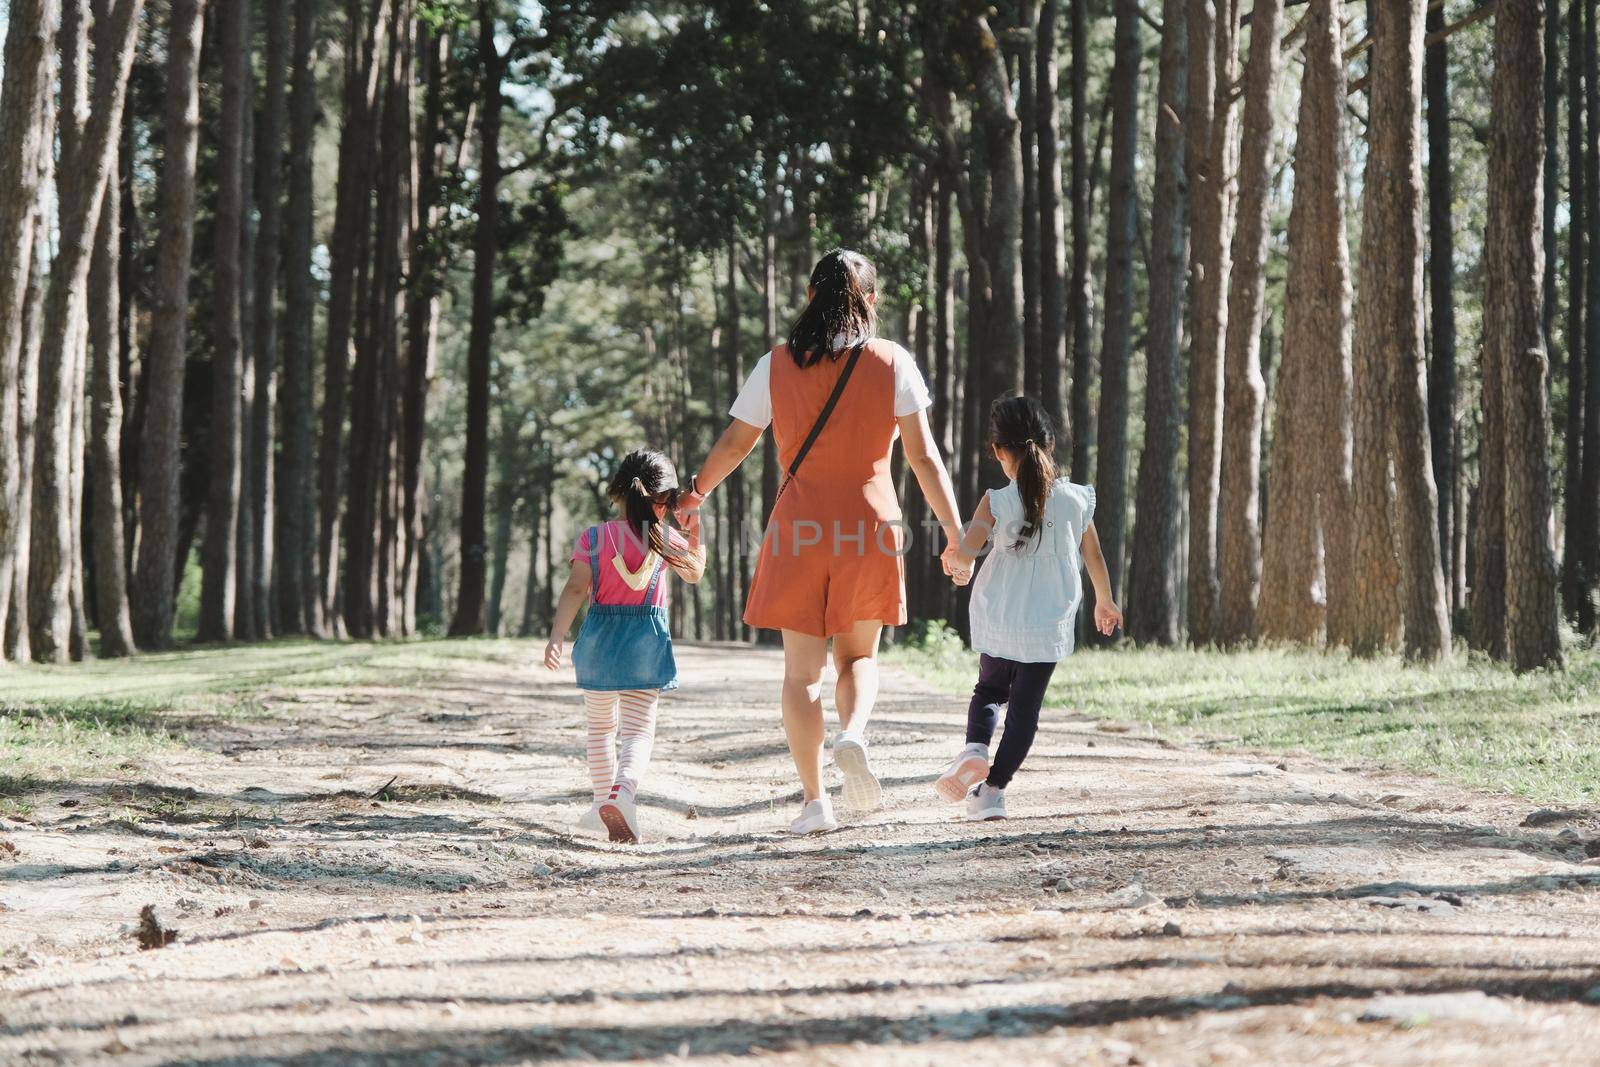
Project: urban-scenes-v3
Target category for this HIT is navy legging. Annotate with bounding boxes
[965,653,1059,789]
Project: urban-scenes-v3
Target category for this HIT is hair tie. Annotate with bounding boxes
[630,477,648,496]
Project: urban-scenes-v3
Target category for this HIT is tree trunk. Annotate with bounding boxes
[1365,0,1451,661]
[235,7,258,642]
[486,403,519,636]
[277,0,318,635]
[447,4,502,637]
[199,0,248,644]
[31,0,142,661]
[1214,0,1282,647]
[1091,0,1142,621]
[1037,0,1066,440]
[1564,0,1588,622]
[402,22,446,639]
[0,0,58,661]
[1067,0,1094,483]
[133,0,206,650]
[317,0,387,638]
[1185,0,1238,647]
[251,0,287,640]
[972,12,1025,409]
[1260,0,1350,647]
[9,129,53,663]
[1423,3,1456,612]
[1579,0,1600,632]
[722,235,748,641]
[1487,0,1561,671]
[1126,0,1187,647]
[87,0,135,657]
[1018,1,1042,400]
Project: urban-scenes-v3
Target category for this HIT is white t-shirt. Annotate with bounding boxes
[728,343,933,429]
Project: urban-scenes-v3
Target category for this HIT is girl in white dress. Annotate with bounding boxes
[940,396,1122,820]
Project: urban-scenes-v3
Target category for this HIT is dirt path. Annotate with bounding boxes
[4,643,1600,1065]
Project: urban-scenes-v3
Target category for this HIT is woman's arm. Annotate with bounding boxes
[543,561,592,669]
[898,409,964,570]
[1079,522,1124,636]
[678,418,764,513]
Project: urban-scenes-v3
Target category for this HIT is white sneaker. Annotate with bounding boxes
[832,735,883,811]
[788,797,839,835]
[575,803,606,837]
[599,788,641,844]
[936,744,990,803]
[965,783,1006,821]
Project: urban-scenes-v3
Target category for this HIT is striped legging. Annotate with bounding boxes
[582,689,659,801]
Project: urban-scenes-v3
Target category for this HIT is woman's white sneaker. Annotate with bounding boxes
[599,788,641,844]
[832,735,883,811]
[936,744,990,802]
[965,783,1006,821]
[788,797,839,835]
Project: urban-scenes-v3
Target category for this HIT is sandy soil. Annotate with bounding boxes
[3,642,1600,1066]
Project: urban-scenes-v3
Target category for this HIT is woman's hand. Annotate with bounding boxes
[674,486,706,520]
[1094,600,1124,637]
[941,542,972,586]
[543,637,564,671]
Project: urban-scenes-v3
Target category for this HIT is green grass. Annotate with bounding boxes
[887,629,1600,806]
[0,638,535,808]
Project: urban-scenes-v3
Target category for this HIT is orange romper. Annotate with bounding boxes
[743,340,907,638]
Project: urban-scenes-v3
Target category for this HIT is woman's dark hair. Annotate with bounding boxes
[988,396,1061,550]
[607,449,678,550]
[786,249,877,368]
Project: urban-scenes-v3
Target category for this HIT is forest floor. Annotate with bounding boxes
[3,640,1600,1065]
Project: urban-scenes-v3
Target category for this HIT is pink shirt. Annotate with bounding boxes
[571,520,688,608]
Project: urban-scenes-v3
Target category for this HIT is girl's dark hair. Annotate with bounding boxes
[607,449,678,549]
[989,396,1061,550]
[786,249,877,368]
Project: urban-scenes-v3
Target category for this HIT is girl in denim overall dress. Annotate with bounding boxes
[545,450,706,843]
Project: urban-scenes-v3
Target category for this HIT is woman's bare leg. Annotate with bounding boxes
[780,629,830,802]
[832,620,883,740]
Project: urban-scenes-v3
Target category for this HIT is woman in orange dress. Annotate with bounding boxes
[676,250,964,835]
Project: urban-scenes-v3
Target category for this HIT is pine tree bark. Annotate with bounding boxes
[1037,0,1066,439]
[971,12,1025,408]
[448,3,502,637]
[235,11,258,642]
[402,22,446,638]
[1579,0,1600,632]
[31,0,143,661]
[1424,3,1457,612]
[1488,0,1562,671]
[1368,0,1451,661]
[250,0,287,640]
[199,0,248,644]
[9,130,53,663]
[133,0,207,649]
[1185,0,1238,647]
[1126,0,1188,646]
[1018,1,1042,400]
[277,0,318,635]
[1067,0,1094,483]
[1214,0,1282,647]
[1563,0,1588,621]
[87,0,135,657]
[1260,0,1350,647]
[1091,0,1141,620]
[0,0,59,659]
[317,0,387,637]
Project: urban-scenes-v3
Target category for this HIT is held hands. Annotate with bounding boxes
[1094,600,1124,637]
[941,542,973,587]
[543,637,564,671]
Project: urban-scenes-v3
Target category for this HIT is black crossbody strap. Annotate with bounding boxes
[779,341,868,498]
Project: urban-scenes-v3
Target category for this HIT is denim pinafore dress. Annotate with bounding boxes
[571,524,679,693]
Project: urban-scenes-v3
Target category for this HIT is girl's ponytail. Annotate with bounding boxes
[989,396,1061,550]
[608,450,679,552]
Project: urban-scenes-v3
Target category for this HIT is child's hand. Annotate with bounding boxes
[941,543,972,586]
[543,638,564,671]
[1094,600,1123,637]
